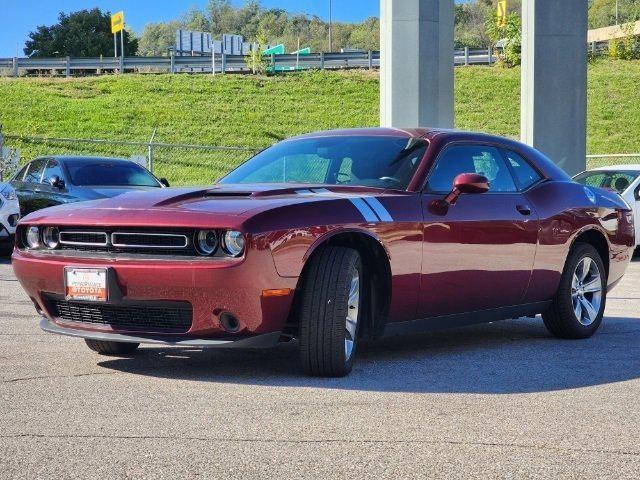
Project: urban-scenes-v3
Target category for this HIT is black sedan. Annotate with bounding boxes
[10,156,169,216]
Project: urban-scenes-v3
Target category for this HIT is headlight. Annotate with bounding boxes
[195,230,219,256]
[222,230,245,257]
[0,184,16,201]
[26,227,40,249]
[42,226,60,249]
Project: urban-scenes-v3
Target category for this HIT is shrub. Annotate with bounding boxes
[608,22,640,60]
[485,12,522,68]
[245,30,270,75]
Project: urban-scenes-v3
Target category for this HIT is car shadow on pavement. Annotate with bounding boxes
[98,315,640,394]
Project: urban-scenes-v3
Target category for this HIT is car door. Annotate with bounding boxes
[419,143,539,318]
[633,180,640,245]
[13,159,48,216]
[39,159,73,208]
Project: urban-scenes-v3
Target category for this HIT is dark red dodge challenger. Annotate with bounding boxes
[12,128,635,377]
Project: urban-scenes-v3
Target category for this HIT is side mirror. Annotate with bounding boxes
[159,178,170,187]
[48,175,65,189]
[443,173,490,206]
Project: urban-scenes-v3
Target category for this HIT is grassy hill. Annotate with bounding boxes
[1,58,639,184]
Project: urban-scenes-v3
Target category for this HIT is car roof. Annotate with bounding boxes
[288,127,519,143]
[586,164,640,172]
[33,156,138,164]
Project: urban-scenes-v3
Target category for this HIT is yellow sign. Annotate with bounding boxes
[497,0,507,27]
[111,11,124,34]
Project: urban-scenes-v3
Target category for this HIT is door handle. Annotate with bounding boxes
[516,205,532,216]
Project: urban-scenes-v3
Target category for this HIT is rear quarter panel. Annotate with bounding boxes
[523,180,634,303]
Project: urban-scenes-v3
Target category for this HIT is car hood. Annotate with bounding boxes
[20,184,403,228]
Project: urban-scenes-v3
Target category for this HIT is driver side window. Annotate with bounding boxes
[42,160,63,184]
[426,144,517,193]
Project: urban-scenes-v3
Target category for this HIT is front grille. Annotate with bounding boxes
[47,297,193,333]
[112,232,188,248]
[60,231,108,246]
[56,228,198,257]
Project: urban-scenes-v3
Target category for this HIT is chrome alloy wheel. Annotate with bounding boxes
[345,271,360,361]
[571,257,603,326]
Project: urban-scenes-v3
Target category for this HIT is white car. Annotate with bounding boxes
[0,182,20,255]
[573,165,640,247]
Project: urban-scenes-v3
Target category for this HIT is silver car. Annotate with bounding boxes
[573,165,640,248]
[0,182,20,255]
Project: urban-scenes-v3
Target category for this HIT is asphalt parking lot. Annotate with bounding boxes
[1,256,639,479]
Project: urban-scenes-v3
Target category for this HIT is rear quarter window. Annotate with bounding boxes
[502,150,543,190]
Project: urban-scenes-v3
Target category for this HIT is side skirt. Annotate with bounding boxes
[383,301,552,337]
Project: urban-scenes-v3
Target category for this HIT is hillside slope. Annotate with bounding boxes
[0,59,638,183]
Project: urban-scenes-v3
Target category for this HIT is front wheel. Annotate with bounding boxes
[543,243,607,339]
[85,339,140,355]
[299,246,363,377]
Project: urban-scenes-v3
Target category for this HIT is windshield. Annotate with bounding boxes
[220,136,428,190]
[66,161,161,187]
[573,170,639,194]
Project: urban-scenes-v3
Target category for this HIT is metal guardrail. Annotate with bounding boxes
[1,39,612,77]
[0,48,503,77]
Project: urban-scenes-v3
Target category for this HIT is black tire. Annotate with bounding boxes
[543,243,607,339]
[0,240,13,257]
[84,339,140,355]
[299,246,363,377]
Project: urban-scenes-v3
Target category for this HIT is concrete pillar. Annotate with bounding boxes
[380,0,454,128]
[521,0,588,175]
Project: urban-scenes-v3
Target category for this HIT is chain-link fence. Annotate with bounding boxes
[586,154,640,170]
[2,130,640,185]
[0,131,259,186]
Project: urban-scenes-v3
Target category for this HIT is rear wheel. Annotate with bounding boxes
[299,246,363,377]
[543,243,607,339]
[84,339,140,355]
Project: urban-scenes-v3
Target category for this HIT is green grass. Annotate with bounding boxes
[1,59,639,184]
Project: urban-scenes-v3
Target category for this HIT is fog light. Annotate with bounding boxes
[26,227,40,249]
[219,312,241,333]
[43,227,60,249]
[222,230,245,257]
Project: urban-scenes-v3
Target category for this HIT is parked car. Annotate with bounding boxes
[10,156,169,216]
[0,182,20,255]
[12,128,635,377]
[573,165,640,248]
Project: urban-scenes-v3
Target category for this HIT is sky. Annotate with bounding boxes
[0,0,380,57]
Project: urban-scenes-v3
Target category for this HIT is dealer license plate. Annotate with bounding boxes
[64,267,108,302]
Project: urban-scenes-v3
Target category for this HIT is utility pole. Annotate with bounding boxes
[328,0,333,52]
[615,0,620,25]
[120,28,125,59]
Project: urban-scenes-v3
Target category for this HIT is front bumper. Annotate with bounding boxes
[40,318,283,348]
[13,248,297,340]
[0,198,20,237]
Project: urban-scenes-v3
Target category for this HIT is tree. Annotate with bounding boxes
[137,21,180,56]
[349,17,380,51]
[589,0,640,28]
[245,29,269,74]
[181,6,212,32]
[24,8,137,57]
